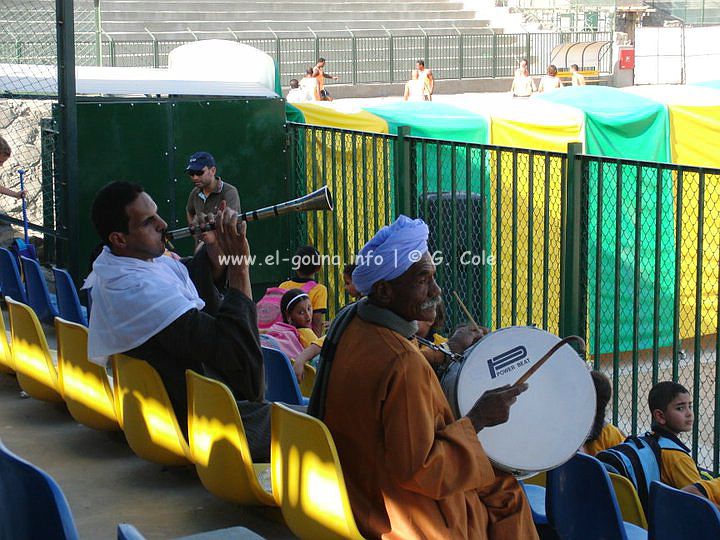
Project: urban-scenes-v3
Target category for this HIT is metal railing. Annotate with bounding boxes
[97,30,612,82]
[289,121,720,473]
[1,30,612,82]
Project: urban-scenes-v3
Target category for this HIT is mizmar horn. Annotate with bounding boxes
[164,185,334,241]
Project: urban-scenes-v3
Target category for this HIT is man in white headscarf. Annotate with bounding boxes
[308,215,538,540]
[85,181,268,460]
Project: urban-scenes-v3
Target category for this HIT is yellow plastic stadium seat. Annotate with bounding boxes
[609,472,648,529]
[186,370,276,507]
[271,403,364,540]
[6,297,63,402]
[0,308,15,373]
[299,364,316,398]
[55,318,120,431]
[524,471,547,487]
[112,354,191,466]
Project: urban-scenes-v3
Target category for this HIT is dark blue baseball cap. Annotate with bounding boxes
[185,151,216,172]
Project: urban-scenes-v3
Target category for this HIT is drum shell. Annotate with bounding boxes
[440,326,594,478]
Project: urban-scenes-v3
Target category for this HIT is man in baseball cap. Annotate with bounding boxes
[185,151,240,231]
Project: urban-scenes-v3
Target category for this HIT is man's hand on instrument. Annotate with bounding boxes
[447,324,488,354]
[213,203,253,297]
[466,383,528,433]
[192,209,218,248]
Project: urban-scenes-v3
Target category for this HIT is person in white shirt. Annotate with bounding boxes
[299,68,320,101]
[403,70,425,101]
[510,58,536,97]
[538,64,563,93]
[286,79,307,103]
[416,59,434,101]
[570,64,586,86]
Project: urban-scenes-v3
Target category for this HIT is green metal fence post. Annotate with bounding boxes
[492,33,497,78]
[560,142,585,340]
[395,126,412,218]
[388,31,394,83]
[94,0,102,66]
[56,0,79,278]
[525,32,531,64]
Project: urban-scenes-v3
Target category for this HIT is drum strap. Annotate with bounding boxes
[307,300,360,420]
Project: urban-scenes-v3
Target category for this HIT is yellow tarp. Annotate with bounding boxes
[623,85,720,168]
[293,104,391,316]
[487,150,564,333]
[435,93,584,153]
[292,102,389,134]
[624,86,720,339]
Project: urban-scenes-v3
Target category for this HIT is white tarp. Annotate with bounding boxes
[167,40,276,93]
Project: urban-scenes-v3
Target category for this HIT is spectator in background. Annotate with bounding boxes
[570,64,586,86]
[403,70,425,101]
[313,57,340,101]
[416,59,434,100]
[300,68,320,101]
[0,136,26,200]
[538,64,563,93]
[286,79,307,103]
[510,58,536,97]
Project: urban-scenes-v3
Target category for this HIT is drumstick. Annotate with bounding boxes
[452,291,483,333]
[513,335,586,387]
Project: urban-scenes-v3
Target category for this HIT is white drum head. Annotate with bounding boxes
[456,326,594,476]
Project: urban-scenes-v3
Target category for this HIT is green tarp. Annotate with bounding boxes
[694,80,720,91]
[536,86,671,163]
[364,101,489,143]
[538,87,674,353]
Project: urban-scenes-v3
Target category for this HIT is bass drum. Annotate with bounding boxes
[441,326,595,478]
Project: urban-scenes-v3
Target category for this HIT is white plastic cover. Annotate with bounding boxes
[168,39,276,93]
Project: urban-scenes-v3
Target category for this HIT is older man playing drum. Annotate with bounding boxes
[309,215,537,540]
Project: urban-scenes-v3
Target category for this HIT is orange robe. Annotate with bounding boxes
[323,313,538,540]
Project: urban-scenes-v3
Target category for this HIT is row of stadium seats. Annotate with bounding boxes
[521,452,720,539]
[8,0,492,40]
[0,285,362,538]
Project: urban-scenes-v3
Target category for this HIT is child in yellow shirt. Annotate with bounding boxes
[581,371,625,455]
[279,245,328,336]
[649,381,702,489]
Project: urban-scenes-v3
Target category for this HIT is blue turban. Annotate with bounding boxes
[352,215,429,296]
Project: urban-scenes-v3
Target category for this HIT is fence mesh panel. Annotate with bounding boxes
[0,0,82,257]
[289,123,396,317]
[584,158,720,472]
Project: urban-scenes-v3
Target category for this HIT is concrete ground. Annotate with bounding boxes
[0,315,295,540]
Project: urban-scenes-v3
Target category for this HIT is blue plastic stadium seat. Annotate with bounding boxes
[521,481,548,525]
[21,256,58,323]
[0,440,79,540]
[118,523,266,539]
[52,267,88,326]
[0,247,27,304]
[261,346,309,406]
[547,453,648,540]
[648,481,720,540]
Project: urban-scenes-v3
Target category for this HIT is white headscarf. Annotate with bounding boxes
[83,246,205,360]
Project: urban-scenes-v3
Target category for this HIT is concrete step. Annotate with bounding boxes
[102,0,472,17]
[100,10,478,23]
[100,19,491,39]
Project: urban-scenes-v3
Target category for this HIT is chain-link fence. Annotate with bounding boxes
[0,0,90,263]
[290,121,720,473]
[410,139,566,335]
[583,157,720,472]
[289,123,397,317]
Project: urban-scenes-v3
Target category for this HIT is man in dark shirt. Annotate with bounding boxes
[87,181,269,459]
